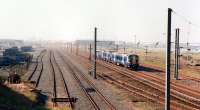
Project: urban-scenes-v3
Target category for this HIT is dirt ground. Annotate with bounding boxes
[0,83,51,110]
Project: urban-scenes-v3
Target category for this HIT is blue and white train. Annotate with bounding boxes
[96,51,139,70]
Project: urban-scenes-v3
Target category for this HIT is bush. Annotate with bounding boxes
[0,76,7,84]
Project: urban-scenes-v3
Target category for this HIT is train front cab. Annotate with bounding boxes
[128,55,139,70]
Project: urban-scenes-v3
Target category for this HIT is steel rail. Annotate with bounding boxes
[59,52,116,110]
[71,52,200,109]
[27,50,44,81]
[35,53,45,87]
[49,51,57,106]
[51,52,73,109]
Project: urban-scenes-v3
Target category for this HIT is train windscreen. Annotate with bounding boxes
[128,55,138,64]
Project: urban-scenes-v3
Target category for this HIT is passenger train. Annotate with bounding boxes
[96,51,139,70]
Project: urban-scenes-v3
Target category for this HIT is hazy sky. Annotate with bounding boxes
[0,0,199,43]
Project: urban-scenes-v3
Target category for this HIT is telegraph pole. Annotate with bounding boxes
[165,8,172,110]
[68,43,70,51]
[124,42,126,54]
[66,43,68,50]
[178,47,181,69]
[174,28,180,80]
[137,41,140,48]
[145,46,148,60]
[71,42,73,53]
[85,44,87,52]
[76,43,79,55]
[177,29,180,78]
[89,44,92,61]
[187,22,191,62]
[93,27,97,79]
[134,35,136,53]
[116,44,119,52]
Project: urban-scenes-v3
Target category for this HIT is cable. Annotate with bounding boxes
[172,11,200,30]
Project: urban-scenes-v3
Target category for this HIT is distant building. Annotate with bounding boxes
[0,47,31,66]
[0,39,24,49]
[75,40,115,46]
[73,40,91,46]
[3,47,19,56]
[0,57,16,66]
[74,40,116,51]
[20,46,33,52]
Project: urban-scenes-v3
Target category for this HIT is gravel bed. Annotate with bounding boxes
[37,51,53,100]
[22,50,42,81]
[60,50,142,110]
[54,52,94,110]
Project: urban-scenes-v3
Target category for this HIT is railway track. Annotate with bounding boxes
[136,69,200,99]
[142,63,200,83]
[68,51,200,109]
[58,51,116,110]
[27,50,44,81]
[35,53,44,87]
[138,63,200,100]
[49,51,73,109]
[83,51,200,96]
[97,61,200,109]
[27,50,46,88]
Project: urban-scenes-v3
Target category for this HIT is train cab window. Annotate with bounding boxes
[135,56,139,62]
[128,55,134,62]
[124,57,127,62]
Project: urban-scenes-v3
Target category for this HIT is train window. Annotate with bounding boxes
[120,56,122,60]
[103,53,106,56]
[124,57,127,62]
[116,55,119,60]
[116,55,122,60]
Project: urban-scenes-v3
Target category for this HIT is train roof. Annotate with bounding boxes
[116,53,139,56]
[96,50,139,56]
